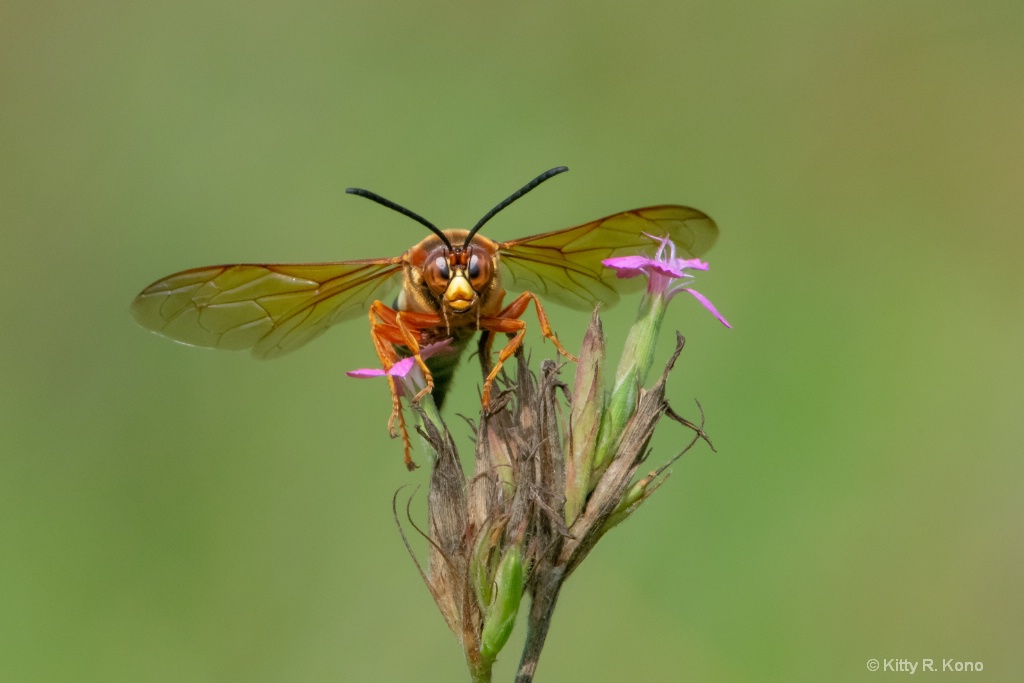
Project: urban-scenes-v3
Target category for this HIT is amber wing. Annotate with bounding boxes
[497,205,718,309]
[131,258,403,359]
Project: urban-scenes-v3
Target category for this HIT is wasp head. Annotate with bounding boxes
[420,235,495,314]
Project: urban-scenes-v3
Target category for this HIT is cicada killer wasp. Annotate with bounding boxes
[131,167,718,469]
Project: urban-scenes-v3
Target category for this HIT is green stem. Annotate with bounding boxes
[467,656,493,683]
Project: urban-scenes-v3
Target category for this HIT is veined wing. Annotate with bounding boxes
[498,205,717,309]
[131,258,403,359]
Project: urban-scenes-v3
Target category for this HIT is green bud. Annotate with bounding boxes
[615,292,666,390]
[479,543,524,662]
[602,472,667,534]
[565,311,605,526]
[594,293,666,472]
[470,522,504,610]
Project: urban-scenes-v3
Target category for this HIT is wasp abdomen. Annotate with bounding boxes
[422,334,475,408]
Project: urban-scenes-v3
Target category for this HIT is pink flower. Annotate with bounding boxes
[346,340,453,384]
[602,234,731,328]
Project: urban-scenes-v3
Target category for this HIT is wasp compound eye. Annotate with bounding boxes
[436,256,450,279]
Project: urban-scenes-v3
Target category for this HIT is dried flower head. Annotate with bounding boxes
[396,314,715,682]
[382,235,729,681]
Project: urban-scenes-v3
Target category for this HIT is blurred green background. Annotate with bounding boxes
[2,1,1022,681]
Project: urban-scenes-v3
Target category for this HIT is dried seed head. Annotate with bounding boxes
[395,320,713,682]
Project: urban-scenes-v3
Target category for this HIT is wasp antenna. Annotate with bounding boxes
[346,187,453,250]
[467,166,569,243]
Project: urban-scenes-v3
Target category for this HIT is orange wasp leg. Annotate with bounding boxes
[393,313,437,404]
[367,302,414,468]
[366,301,443,470]
[478,291,578,408]
[367,302,442,399]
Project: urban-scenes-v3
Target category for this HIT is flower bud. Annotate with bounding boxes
[479,542,525,662]
[594,293,666,472]
[565,310,605,526]
[470,521,505,611]
[601,471,667,534]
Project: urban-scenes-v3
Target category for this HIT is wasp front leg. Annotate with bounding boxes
[477,291,578,408]
[367,301,442,470]
[368,302,441,402]
[368,302,415,468]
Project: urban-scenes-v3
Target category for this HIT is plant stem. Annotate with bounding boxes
[467,656,492,683]
[514,567,565,683]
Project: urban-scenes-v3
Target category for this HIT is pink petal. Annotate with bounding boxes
[602,255,686,279]
[346,368,387,378]
[646,260,687,277]
[676,258,709,271]
[346,340,451,380]
[602,255,653,275]
[683,288,732,328]
[389,356,417,377]
[419,339,453,359]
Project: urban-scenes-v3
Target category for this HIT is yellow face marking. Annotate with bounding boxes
[445,274,475,311]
